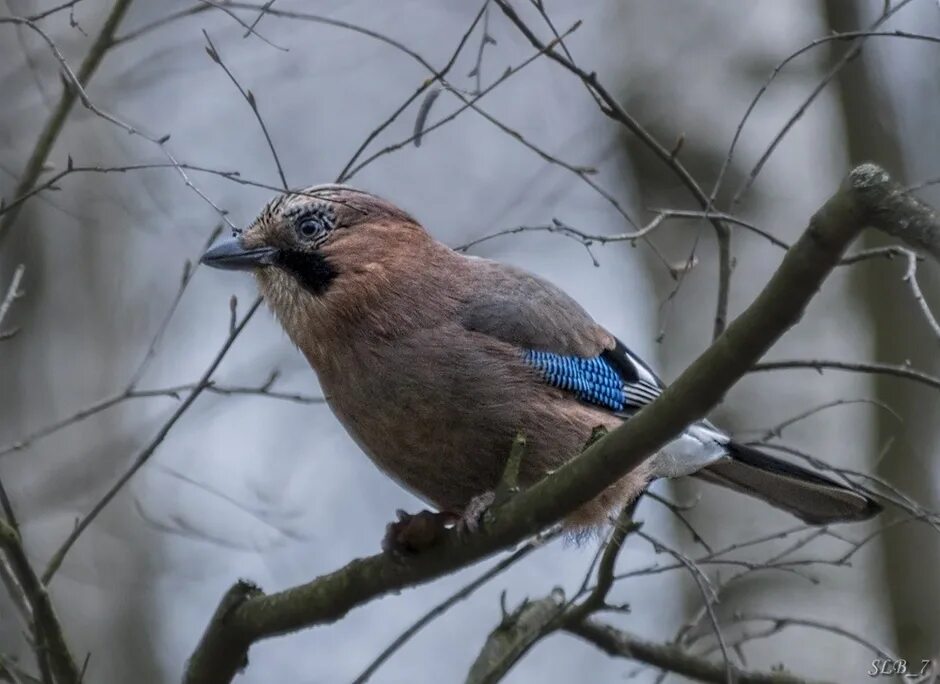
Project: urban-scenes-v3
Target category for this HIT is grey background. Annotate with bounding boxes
[1,1,938,682]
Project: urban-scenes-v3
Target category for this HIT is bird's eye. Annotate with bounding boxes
[299,218,321,238]
[291,203,336,242]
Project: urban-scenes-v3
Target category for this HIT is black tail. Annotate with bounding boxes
[695,442,882,524]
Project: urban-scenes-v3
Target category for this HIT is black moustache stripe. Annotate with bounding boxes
[276,249,338,296]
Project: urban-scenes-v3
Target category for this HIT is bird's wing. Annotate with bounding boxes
[455,260,882,522]
[458,259,613,358]
[457,259,667,416]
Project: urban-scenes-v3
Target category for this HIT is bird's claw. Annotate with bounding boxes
[381,509,455,558]
[381,491,499,558]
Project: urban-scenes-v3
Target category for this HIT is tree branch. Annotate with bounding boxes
[465,590,566,684]
[0,0,133,245]
[183,164,937,684]
[491,0,734,337]
[0,521,78,684]
[563,618,832,684]
[351,532,556,684]
[0,265,25,341]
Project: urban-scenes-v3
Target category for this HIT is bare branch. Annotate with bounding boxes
[242,0,275,37]
[467,1,495,94]
[110,5,211,46]
[492,0,733,337]
[564,619,831,684]
[739,397,901,442]
[24,0,85,23]
[465,589,566,684]
[339,0,489,179]
[0,265,25,340]
[41,297,264,584]
[127,225,223,389]
[636,530,732,681]
[196,0,286,51]
[751,359,940,392]
[0,521,79,684]
[567,504,639,621]
[731,612,898,661]
[727,0,919,206]
[902,248,940,341]
[202,30,289,189]
[0,0,134,244]
[352,533,556,684]
[0,11,235,232]
[0,379,324,459]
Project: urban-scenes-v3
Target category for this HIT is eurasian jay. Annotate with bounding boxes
[201,185,881,541]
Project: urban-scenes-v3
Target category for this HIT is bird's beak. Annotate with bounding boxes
[200,236,278,271]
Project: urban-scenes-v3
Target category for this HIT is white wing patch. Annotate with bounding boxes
[623,380,662,410]
[614,344,667,413]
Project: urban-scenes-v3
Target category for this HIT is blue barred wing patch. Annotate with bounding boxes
[523,350,626,411]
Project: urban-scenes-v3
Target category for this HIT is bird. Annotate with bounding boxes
[200,184,881,548]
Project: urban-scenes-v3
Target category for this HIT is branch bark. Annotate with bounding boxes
[465,591,566,684]
[182,163,940,684]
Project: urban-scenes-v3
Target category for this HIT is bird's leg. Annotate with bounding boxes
[381,509,458,557]
[458,433,527,534]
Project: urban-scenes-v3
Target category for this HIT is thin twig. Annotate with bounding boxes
[202,30,289,190]
[25,0,85,22]
[901,248,940,342]
[242,0,275,37]
[196,0,287,51]
[637,530,733,683]
[492,0,733,337]
[467,0,494,94]
[352,532,557,684]
[732,612,897,661]
[0,13,235,232]
[110,4,212,46]
[710,9,918,204]
[41,298,264,584]
[0,521,79,684]
[737,398,901,442]
[564,618,831,684]
[0,161,295,218]
[127,225,223,390]
[728,1,917,206]
[0,265,25,340]
[751,359,940,392]
[0,0,134,244]
[338,0,489,180]
[0,380,324,459]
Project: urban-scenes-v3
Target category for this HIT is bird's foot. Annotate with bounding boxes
[457,491,496,535]
[382,509,456,558]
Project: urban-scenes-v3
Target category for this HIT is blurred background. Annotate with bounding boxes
[1,1,938,681]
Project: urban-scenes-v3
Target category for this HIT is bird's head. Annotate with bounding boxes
[201,185,444,352]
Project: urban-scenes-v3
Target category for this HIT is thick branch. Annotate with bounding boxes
[465,591,566,684]
[183,164,938,684]
[859,171,940,260]
[184,581,263,684]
